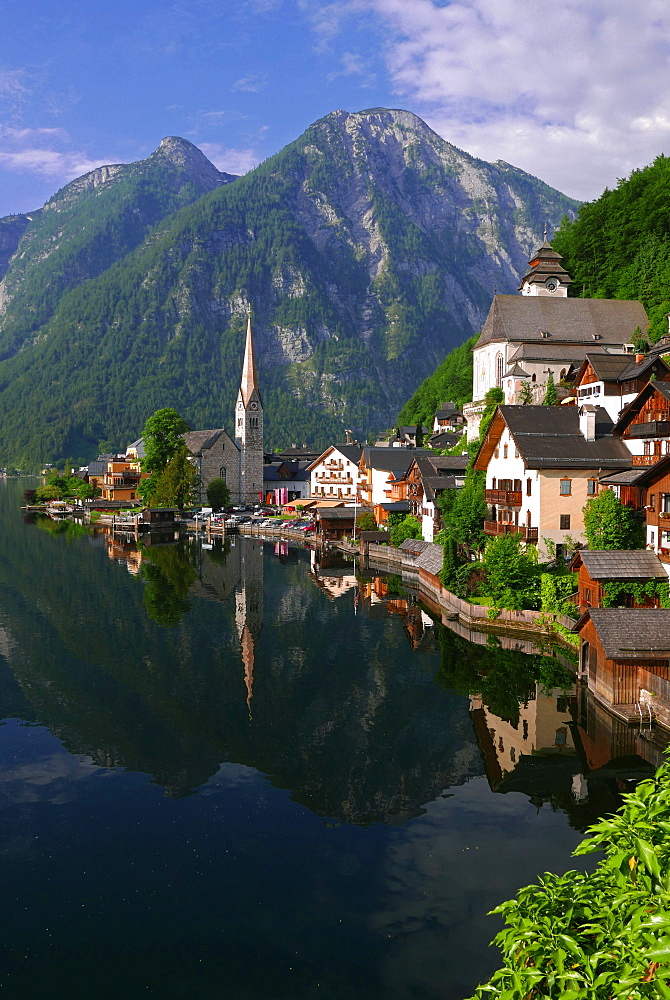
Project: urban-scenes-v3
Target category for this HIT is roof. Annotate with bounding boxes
[361,447,432,472]
[576,608,670,659]
[508,342,608,364]
[415,544,444,577]
[435,402,462,417]
[306,444,363,471]
[476,296,648,350]
[399,538,431,557]
[475,405,632,471]
[263,461,310,482]
[575,352,670,385]
[598,468,649,486]
[427,432,462,449]
[422,475,460,501]
[379,501,409,512]
[182,429,238,455]
[316,507,356,520]
[613,382,670,434]
[575,550,666,580]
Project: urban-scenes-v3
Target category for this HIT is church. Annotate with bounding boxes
[183,314,264,504]
[465,239,649,440]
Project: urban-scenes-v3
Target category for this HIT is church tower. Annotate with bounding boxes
[518,235,573,297]
[235,313,264,503]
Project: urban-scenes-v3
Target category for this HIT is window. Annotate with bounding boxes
[650,531,655,547]
[587,479,597,495]
[560,479,572,496]
[531,373,536,383]
[496,352,504,387]
[503,444,508,459]
[514,447,519,458]
[560,514,571,530]
[555,728,568,746]
[492,477,496,489]
[584,587,592,606]
[219,467,227,482]
[650,493,656,511]
[526,478,532,496]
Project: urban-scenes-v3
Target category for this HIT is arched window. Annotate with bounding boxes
[219,467,226,482]
[495,352,504,387]
[531,373,536,383]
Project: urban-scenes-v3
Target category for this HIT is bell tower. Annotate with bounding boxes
[235,313,264,503]
[518,232,573,297]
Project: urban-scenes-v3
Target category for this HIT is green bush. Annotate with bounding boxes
[468,751,670,998]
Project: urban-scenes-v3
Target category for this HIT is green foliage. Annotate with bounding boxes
[518,380,534,404]
[151,444,200,509]
[479,387,505,441]
[601,578,670,609]
[142,407,191,475]
[386,510,406,530]
[554,153,670,341]
[140,544,197,627]
[397,336,476,427]
[540,572,578,614]
[389,514,422,548]
[583,488,646,550]
[438,532,460,589]
[441,468,487,556]
[483,534,540,610]
[35,484,65,501]
[468,750,670,999]
[355,511,377,532]
[542,372,559,405]
[206,477,231,511]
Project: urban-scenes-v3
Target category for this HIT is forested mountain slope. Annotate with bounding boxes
[553,154,670,341]
[0,108,578,466]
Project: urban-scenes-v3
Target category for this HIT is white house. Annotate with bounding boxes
[474,404,632,560]
[308,445,363,500]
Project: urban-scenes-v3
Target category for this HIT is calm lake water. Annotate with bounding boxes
[0,480,654,999]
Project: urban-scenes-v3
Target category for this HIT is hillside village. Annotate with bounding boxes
[45,236,670,742]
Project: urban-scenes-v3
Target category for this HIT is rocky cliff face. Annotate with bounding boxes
[0,109,578,466]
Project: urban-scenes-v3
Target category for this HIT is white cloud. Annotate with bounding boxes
[231,73,268,93]
[197,142,260,175]
[303,0,670,200]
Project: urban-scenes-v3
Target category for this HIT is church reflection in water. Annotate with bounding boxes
[9,525,667,826]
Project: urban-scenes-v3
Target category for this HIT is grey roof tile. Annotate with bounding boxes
[581,608,670,658]
[579,550,666,580]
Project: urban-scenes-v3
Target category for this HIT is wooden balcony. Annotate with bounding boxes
[485,489,522,505]
[625,420,670,438]
[632,455,662,466]
[316,474,353,484]
[484,521,538,543]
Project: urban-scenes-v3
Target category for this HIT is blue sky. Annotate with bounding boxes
[1,0,669,216]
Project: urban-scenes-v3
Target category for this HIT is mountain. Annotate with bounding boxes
[553,153,670,341]
[0,108,578,466]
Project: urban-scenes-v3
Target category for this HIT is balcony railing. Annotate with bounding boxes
[632,455,663,466]
[485,489,522,505]
[484,521,538,543]
[626,421,670,439]
[316,474,353,484]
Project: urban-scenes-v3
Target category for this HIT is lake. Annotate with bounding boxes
[0,480,653,999]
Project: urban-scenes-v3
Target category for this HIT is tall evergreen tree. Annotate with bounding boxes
[542,373,558,406]
[152,444,200,509]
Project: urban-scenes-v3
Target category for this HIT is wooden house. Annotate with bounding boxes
[571,549,667,615]
[613,381,670,466]
[575,609,670,729]
[572,352,670,423]
[599,456,670,564]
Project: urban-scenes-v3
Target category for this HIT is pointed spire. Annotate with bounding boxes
[240,311,258,406]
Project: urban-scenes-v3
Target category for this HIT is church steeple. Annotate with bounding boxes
[518,238,573,297]
[240,313,260,407]
[235,311,264,503]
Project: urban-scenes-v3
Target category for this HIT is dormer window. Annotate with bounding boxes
[540,331,550,339]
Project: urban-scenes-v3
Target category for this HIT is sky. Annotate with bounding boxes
[1,0,669,217]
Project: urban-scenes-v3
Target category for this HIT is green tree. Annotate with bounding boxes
[582,488,645,550]
[479,387,504,440]
[445,468,488,556]
[518,381,534,404]
[542,372,558,405]
[483,533,539,609]
[141,407,191,475]
[355,511,377,532]
[206,477,230,511]
[415,423,424,448]
[152,444,200,509]
[389,514,422,548]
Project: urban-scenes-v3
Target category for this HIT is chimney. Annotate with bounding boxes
[580,405,597,442]
[345,429,352,444]
[635,353,645,364]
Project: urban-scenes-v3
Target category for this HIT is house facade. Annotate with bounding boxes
[308,445,362,500]
[571,549,667,615]
[474,404,632,559]
[573,352,670,423]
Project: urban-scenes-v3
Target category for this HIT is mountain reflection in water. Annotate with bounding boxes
[0,480,664,1000]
